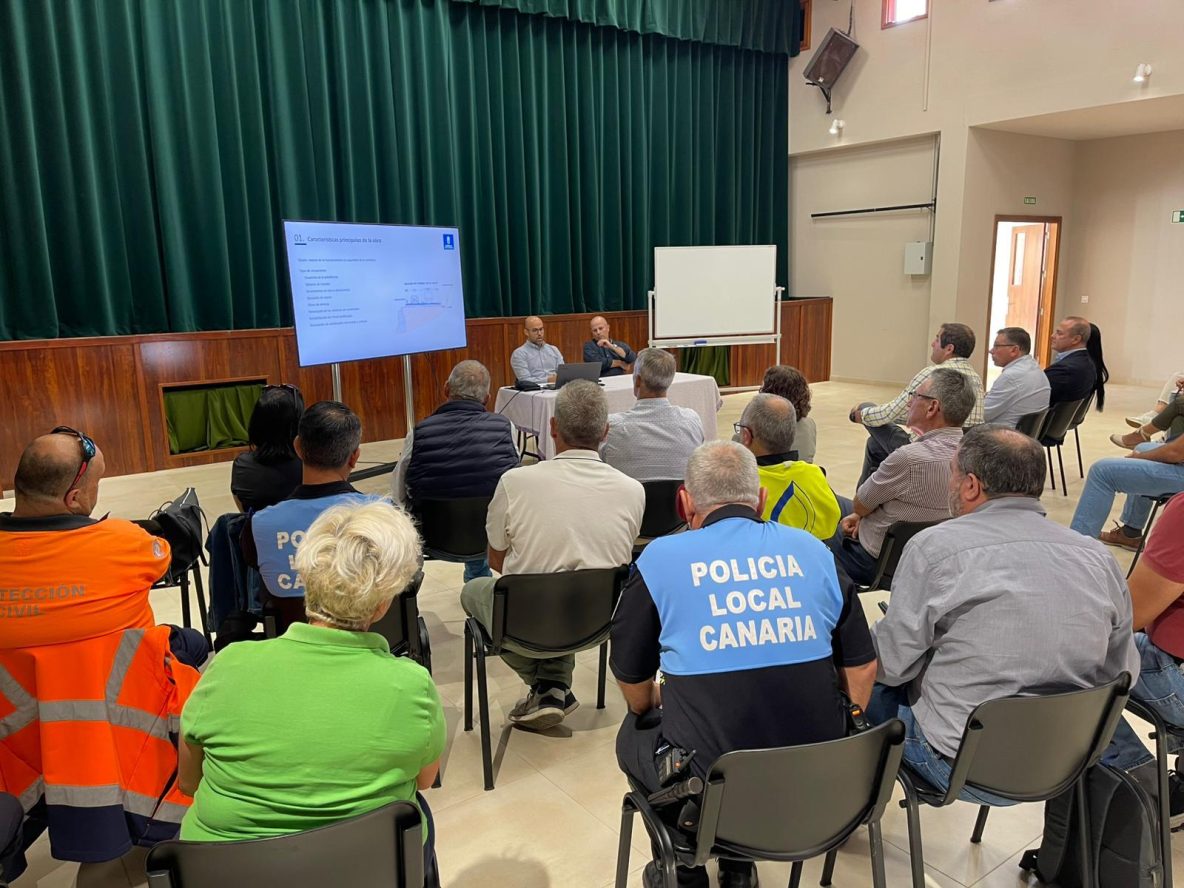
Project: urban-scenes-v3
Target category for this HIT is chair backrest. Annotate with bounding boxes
[410,496,491,561]
[865,520,942,590]
[491,565,630,654]
[1041,398,1085,444]
[639,479,686,538]
[370,570,425,662]
[1068,391,1096,429]
[1014,407,1050,439]
[145,799,424,888]
[689,720,905,866]
[942,673,1131,805]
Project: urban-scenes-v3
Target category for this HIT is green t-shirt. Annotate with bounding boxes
[180,622,445,842]
[757,460,841,540]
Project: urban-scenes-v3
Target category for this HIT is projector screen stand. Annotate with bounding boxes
[331,362,343,402]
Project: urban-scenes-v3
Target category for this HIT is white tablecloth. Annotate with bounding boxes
[493,372,722,460]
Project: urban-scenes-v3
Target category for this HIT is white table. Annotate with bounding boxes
[493,372,722,460]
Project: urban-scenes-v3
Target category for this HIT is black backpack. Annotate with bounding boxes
[149,488,207,581]
[1019,762,1162,887]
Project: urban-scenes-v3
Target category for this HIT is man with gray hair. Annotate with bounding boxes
[736,393,839,539]
[611,440,877,888]
[869,425,1138,802]
[827,368,976,586]
[392,359,520,582]
[601,348,705,481]
[462,380,644,729]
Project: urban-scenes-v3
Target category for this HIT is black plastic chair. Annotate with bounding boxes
[861,520,943,592]
[633,480,687,557]
[1124,698,1179,888]
[145,799,425,888]
[369,570,432,673]
[1068,392,1096,479]
[153,557,212,648]
[409,496,491,562]
[463,565,630,790]
[1014,407,1049,439]
[896,673,1131,888]
[1039,398,1087,496]
[1126,492,1178,578]
[615,720,906,888]
[265,572,432,673]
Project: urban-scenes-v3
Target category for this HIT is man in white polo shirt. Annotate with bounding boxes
[461,380,645,730]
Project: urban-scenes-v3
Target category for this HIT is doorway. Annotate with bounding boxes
[985,216,1061,386]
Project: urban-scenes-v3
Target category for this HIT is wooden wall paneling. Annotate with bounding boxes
[0,342,146,492]
[0,303,831,487]
[798,298,833,382]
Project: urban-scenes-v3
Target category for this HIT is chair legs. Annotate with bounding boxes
[1127,498,1167,578]
[1126,700,1175,888]
[1074,426,1084,478]
[897,774,927,888]
[615,800,636,888]
[867,819,888,888]
[819,848,837,886]
[191,564,212,646]
[788,860,803,888]
[1056,444,1068,496]
[178,572,193,632]
[969,805,990,843]
[1046,446,1057,491]
[462,619,495,791]
[597,641,609,710]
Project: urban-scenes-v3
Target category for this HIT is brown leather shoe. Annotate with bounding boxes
[1099,528,1143,551]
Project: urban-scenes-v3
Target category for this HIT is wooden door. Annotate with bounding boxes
[1005,224,1045,330]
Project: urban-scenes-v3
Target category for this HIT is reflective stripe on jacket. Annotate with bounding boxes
[0,625,199,862]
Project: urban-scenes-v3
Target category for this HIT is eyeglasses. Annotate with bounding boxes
[989,342,1018,351]
[733,422,750,436]
[907,390,938,403]
[51,426,97,500]
[263,383,300,395]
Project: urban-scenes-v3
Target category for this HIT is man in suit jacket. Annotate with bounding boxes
[1045,316,1096,407]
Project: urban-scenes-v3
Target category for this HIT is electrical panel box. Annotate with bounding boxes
[904,241,932,276]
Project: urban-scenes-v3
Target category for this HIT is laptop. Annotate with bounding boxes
[545,362,603,389]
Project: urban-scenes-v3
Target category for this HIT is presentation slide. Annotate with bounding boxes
[283,220,468,367]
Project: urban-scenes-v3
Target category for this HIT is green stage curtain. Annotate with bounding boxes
[449,0,800,54]
[0,0,790,340]
[164,382,260,454]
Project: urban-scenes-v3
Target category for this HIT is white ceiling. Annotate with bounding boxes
[978,94,1184,141]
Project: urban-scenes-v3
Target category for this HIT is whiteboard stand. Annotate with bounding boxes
[648,287,784,393]
[330,363,343,402]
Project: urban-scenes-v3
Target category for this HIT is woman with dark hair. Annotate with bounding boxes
[760,365,817,462]
[231,384,304,512]
[1087,322,1109,412]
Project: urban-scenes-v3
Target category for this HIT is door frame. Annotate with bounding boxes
[985,215,1063,372]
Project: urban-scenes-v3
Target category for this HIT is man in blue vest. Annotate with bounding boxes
[392,360,520,581]
[245,401,369,632]
[611,440,878,888]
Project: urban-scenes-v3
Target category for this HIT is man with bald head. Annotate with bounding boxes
[0,429,208,665]
[583,315,635,377]
[510,315,565,384]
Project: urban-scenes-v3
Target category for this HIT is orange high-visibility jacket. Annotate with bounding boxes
[0,625,200,862]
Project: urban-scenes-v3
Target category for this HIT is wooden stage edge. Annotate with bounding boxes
[0,299,831,490]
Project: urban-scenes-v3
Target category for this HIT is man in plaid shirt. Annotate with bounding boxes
[849,323,984,485]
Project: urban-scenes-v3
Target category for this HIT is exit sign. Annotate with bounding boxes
[1173,210,1184,223]
[1024,197,1037,205]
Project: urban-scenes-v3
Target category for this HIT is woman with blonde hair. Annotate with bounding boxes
[178,500,444,877]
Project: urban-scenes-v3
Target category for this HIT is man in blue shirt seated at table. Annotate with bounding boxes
[510,315,565,384]
[583,315,636,377]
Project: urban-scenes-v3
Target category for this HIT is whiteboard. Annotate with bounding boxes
[652,245,777,342]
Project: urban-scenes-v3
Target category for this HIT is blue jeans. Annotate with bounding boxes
[1069,442,1184,537]
[867,684,1018,807]
[1104,633,1184,771]
[825,495,879,586]
[463,558,491,583]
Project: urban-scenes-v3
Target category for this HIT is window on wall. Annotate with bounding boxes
[882,0,928,28]
[799,0,812,51]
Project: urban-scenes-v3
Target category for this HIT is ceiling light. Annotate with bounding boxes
[1133,63,1152,83]
[828,118,845,136]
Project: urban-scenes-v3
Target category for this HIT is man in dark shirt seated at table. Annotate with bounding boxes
[610,440,878,888]
[584,315,636,377]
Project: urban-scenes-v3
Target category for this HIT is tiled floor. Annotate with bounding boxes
[5,379,1180,887]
